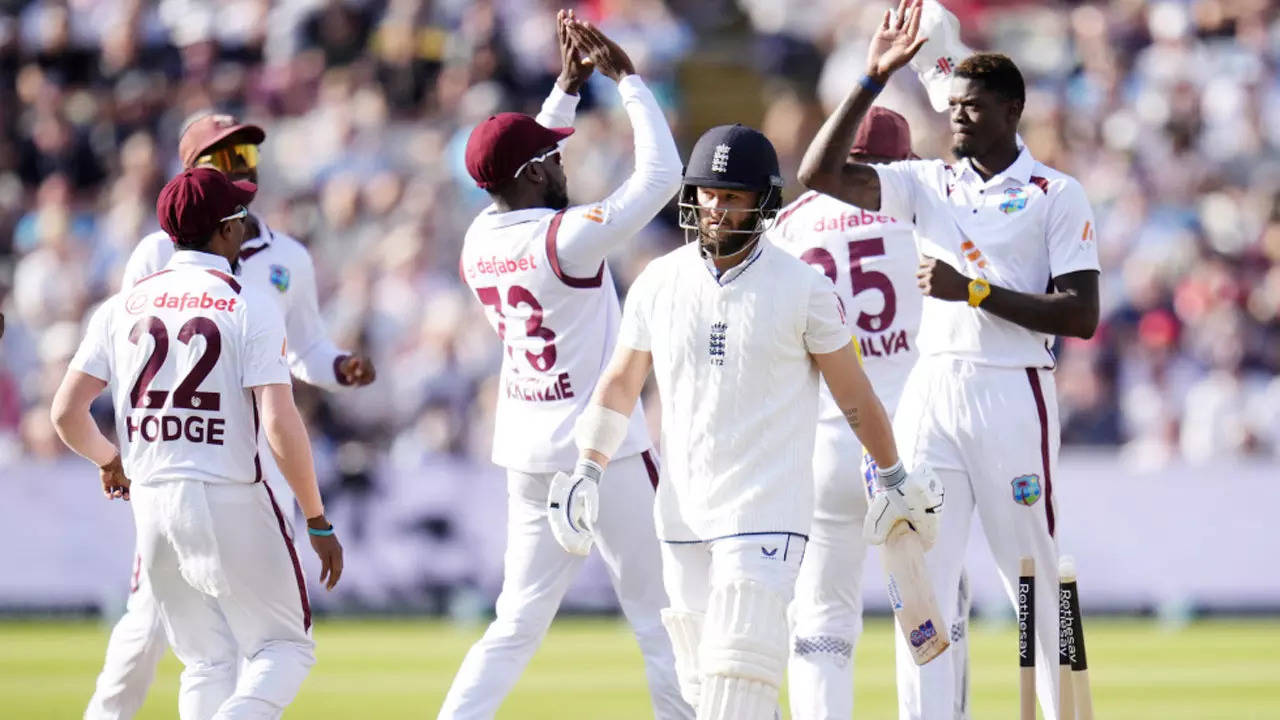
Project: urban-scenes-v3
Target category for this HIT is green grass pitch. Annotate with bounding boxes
[3,617,1278,718]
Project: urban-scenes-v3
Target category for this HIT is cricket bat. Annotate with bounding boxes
[882,520,949,665]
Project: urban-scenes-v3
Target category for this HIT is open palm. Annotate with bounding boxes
[867,0,929,79]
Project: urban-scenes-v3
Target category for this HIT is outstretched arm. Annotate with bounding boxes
[797,0,927,208]
[551,20,682,279]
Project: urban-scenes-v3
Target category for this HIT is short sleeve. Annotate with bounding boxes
[617,265,656,352]
[1046,178,1101,278]
[69,301,113,381]
[242,297,292,389]
[873,160,922,222]
[804,274,852,355]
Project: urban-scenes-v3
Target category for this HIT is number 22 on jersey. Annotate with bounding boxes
[126,316,227,445]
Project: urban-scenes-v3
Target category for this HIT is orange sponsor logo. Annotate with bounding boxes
[583,206,605,224]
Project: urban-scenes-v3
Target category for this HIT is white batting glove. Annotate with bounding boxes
[863,462,944,547]
[547,459,602,556]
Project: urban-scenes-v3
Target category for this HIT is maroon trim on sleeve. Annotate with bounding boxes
[132,269,174,287]
[641,450,660,491]
[251,392,263,483]
[1029,176,1050,194]
[206,269,241,294]
[1025,368,1055,537]
[545,209,604,288]
[333,354,353,386]
[263,482,313,631]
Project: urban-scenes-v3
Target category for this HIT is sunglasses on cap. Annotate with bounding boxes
[219,205,249,223]
[195,143,259,173]
[513,146,561,179]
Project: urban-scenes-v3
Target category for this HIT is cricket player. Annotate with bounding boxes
[550,122,943,720]
[51,168,343,719]
[773,106,972,720]
[798,1,1101,717]
[86,113,374,720]
[442,15,690,718]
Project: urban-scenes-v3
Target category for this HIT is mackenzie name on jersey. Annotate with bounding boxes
[504,368,574,403]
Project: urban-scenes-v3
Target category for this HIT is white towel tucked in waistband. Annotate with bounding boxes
[156,480,231,598]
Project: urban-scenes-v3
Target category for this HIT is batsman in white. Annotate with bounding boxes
[550,121,942,720]
[442,13,691,719]
[771,106,972,720]
[799,1,1101,717]
[84,112,374,720]
[50,168,344,719]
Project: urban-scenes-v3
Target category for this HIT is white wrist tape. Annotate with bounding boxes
[574,404,630,459]
[876,460,907,490]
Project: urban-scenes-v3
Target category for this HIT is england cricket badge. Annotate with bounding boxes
[1011,474,1042,506]
[709,321,727,366]
[269,264,291,292]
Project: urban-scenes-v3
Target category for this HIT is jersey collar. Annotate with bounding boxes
[704,238,765,286]
[168,250,234,274]
[237,213,273,259]
[958,146,1035,188]
[480,205,554,229]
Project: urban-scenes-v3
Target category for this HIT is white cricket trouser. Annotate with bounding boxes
[893,357,1061,720]
[130,480,314,720]
[438,452,691,720]
[788,422,973,720]
[84,555,166,720]
[86,466,298,720]
[662,533,807,718]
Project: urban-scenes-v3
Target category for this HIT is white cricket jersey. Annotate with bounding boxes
[122,222,347,390]
[874,148,1099,368]
[769,190,921,418]
[70,251,291,486]
[461,75,681,474]
[618,240,851,541]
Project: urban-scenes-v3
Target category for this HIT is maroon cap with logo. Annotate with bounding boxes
[178,112,266,169]
[850,106,913,161]
[465,113,574,190]
[157,168,257,245]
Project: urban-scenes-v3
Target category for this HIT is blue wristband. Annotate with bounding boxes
[859,74,885,94]
[307,526,335,537]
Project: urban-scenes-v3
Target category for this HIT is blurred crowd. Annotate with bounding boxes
[2,0,1279,556]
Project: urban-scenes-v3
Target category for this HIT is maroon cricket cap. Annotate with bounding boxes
[178,112,266,169]
[850,106,913,161]
[156,168,257,245]
[465,113,574,190]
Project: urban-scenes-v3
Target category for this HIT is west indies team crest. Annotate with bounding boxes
[999,187,1028,214]
[269,264,291,292]
[1011,474,1042,506]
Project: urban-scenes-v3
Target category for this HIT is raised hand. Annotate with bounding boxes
[867,0,929,82]
[555,9,592,94]
[567,19,635,83]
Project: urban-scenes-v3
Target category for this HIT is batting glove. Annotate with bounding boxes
[547,459,602,556]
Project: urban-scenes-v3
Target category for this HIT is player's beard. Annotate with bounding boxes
[699,215,758,258]
[952,136,976,158]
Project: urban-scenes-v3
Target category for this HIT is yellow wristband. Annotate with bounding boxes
[967,278,991,307]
